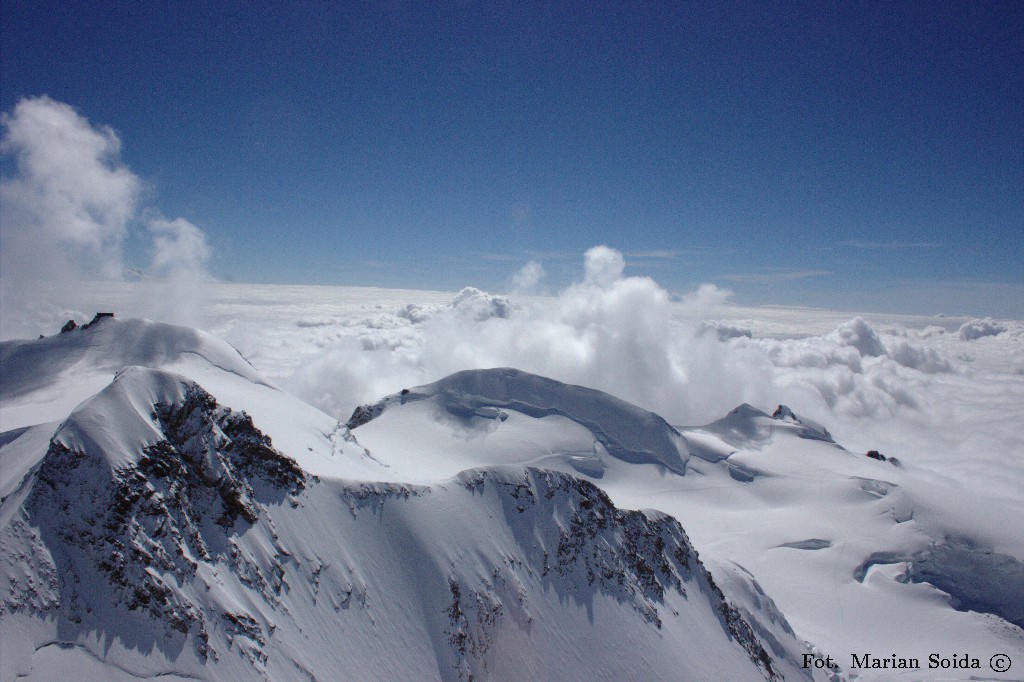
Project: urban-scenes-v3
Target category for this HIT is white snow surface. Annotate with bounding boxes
[0,315,268,432]
[2,270,1023,681]
[351,369,1024,680]
[2,318,807,681]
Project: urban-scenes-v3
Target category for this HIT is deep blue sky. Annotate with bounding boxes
[2,1,1022,315]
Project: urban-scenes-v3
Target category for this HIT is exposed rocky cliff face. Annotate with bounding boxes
[17,375,306,660]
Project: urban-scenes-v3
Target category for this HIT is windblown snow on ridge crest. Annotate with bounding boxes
[0,316,269,430]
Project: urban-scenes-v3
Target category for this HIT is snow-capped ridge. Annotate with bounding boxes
[0,357,790,680]
[1,317,270,430]
[8,316,265,389]
[9,366,306,661]
[350,367,688,475]
[700,402,836,447]
[58,311,114,334]
[335,464,783,680]
[46,365,304,505]
[52,366,189,469]
[770,404,833,441]
[710,561,822,679]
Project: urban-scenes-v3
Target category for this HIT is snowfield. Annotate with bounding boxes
[2,275,1023,680]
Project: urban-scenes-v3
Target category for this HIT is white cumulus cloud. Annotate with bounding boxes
[511,260,545,293]
[959,317,1007,341]
[0,95,140,283]
[0,96,213,334]
[582,245,625,288]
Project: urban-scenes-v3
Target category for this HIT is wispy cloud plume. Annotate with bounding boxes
[146,216,212,325]
[0,96,140,283]
[1,96,212,333]
[625,249,683,259]
[510,260,545,293]
[722,270,832,283]
[841,240,939,250]
[582,245,625,287]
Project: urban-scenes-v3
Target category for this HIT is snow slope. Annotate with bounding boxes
[348,368,688,477]
[0,315,267,431]
[3,317,1022,680]
[352,368,1024,680]
[1,320,816,681]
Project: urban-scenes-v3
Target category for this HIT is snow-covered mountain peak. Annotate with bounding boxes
[50,366,303,488]
[1,316,268,431]
[52,366,191,469]
[770,404,834,442]
[350,367,689,476]
[5,315,263,386]
[5,366,307,663]
[771,404,799,421]
[699,402,836,447]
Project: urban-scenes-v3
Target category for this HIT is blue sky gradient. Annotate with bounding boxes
[2,1,1022,315]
